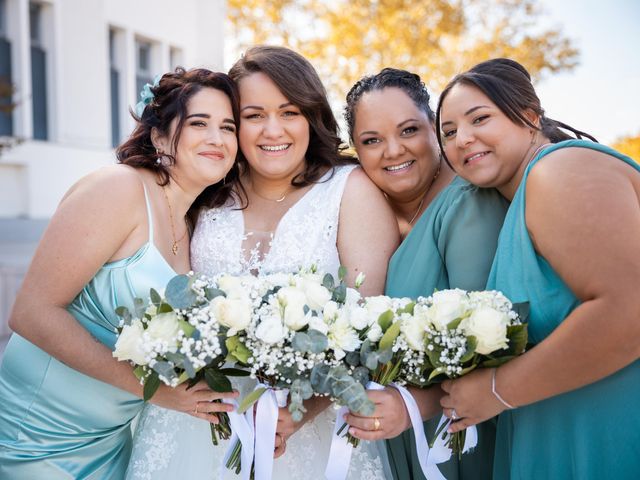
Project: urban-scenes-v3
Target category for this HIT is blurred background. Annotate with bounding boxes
[0,0,639,354]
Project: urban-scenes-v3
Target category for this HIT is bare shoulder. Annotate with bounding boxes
[341,165,387,205]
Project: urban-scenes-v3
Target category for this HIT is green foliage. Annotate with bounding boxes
[205,368,233,393]
[165,274,198,310]
[238,387,267,414]
[143,371,161,401]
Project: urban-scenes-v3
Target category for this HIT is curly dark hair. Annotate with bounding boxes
[228,45,353,190]
[116,67,240,230]
[435,58,597,163]
[344,67,435,143]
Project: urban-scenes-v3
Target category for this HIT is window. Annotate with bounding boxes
[0,0,12,136]
[109,28,120,147]
[135,39,152,95]
[30,2,47,140]
[169,47,183,71]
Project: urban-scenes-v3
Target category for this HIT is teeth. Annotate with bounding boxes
[467,152,486,162]
[260,144,289,152]
[385,160,413,172]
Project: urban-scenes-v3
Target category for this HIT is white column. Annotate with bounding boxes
[10,0,33,138]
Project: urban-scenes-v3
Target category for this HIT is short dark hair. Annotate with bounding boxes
[228,45,353,188]
[435,58,596,162]
[344,67,435,143]
[116,67,240,230]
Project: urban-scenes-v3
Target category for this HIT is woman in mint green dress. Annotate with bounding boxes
[437,58,640,479]
[342,68,509,479]
[0,69,240,478]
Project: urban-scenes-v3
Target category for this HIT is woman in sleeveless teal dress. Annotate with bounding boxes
[436,58,640,479]
[0,69,241,478]
[343,68,508,479]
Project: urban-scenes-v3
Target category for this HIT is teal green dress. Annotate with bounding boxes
[385,176,509,480]
[488,140,640,479]
[0,184,175,479]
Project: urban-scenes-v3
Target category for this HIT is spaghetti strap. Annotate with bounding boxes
[140,181,155,244]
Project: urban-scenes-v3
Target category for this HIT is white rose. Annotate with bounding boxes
[401,307,430,351]
[345,288,361,306]
[346,305,369,330]
[428,289,468,330]
[255,315,287,344]
[323,300,340,322]
[461,307,510,355]
[113,319,147,364]
[366,322,383,343]
[300,279,332,311]
[278,286,310,331]
[217,275,249,300]
[146,312,181,347]
[365,295,393,324]
[308,315,329,335]
[211,296,252,335]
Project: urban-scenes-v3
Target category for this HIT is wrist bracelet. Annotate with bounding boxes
[491,368,515,410]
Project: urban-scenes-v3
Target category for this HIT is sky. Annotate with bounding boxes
[535,0,640,144]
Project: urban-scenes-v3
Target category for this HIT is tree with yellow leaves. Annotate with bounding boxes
[612,133,640,163]
[227,0,579,100]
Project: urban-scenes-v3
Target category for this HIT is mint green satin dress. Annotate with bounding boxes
[489,140,640,479]
[385,176,509,480]
[0,184,175,479]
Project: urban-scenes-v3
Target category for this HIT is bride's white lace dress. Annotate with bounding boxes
[126,165,391,479]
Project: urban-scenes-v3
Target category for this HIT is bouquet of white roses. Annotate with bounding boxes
[406,289,528,456]
[223,267,375,479]
[112,274,250,445]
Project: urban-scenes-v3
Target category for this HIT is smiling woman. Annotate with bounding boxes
[125,46,400,480]
[343,68,508,480]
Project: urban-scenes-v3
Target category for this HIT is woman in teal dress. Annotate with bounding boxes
[342,68,509,479]
[437,58,640,479]
[0,68,240,478]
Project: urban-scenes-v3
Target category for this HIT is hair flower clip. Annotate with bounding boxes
[135,73,162,117]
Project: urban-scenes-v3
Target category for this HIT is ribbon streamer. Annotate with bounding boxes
[254,385,289,480]
[221,398,255,480]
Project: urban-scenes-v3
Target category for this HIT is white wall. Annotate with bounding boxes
[0,0,226,219]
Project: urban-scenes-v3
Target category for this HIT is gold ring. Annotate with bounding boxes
[373,417,381,431]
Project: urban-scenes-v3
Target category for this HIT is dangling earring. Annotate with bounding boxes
[155,148,167,166]
[222,176,226,186]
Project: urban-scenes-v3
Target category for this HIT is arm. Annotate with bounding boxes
[337,167,400,296]
[441,149,640,432]
[9,166,236,419]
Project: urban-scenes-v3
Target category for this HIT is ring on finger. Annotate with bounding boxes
[373,417,381,431]
[451,408,458,421]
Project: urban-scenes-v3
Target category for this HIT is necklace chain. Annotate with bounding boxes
[409,156,443,225]
[162,186,188,255]
[251,180,292,203]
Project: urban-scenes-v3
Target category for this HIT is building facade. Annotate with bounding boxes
[0,0,226,218]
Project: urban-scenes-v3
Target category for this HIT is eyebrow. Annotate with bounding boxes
[186,113,236,125]
[240,102,294,112]
[358,118,419,138]
[441,105,489,127]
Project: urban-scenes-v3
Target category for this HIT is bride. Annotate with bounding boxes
[126,46,399,479]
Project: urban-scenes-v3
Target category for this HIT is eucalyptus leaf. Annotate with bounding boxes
[205,368,232,392]
[165,352,185,366]
[218,367,250,377]
[292,332,312,352]
[115,306,131,324]
[310,364,332,394]
[133,297,146,320]
[205,287,226,300]
[352,366,370,386]
[290,378,313,400]
[151,361,177,382]
[322,273,335,290]
[345,351,361,367]
[377,347,393,365]
[307,329,328,353]
[332,285,346,304]
[338,266,347,281]
[363,350,380,371]
[143,372,161,401]
[238,387,267,414]
[165,274,198,310]
[183,357,196,379]
[150,288,162,306]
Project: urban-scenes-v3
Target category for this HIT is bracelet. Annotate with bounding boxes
[491,368,515,410]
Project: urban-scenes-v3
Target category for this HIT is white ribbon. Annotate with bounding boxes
[254,385,289,480]
[221,397,255,480]
[429,414,478,464]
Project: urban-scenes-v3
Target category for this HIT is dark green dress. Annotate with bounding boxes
[385,176,509,480]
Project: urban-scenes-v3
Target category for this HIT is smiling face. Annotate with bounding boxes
[439,83,535,192]
[353,87,440,200]
[237,72,310,182]
[154,87,237,190]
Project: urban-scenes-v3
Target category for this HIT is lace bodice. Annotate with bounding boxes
[190,165,353,278]
[126,164,390,480]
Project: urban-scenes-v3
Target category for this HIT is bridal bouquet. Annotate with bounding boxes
[223,267,377,478]
[405,289,529,456]
[112,274,250,445]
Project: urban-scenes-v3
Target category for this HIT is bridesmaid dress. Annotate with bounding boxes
[0,182,175,479]
[385,175,509,480]
[489,139,640,479]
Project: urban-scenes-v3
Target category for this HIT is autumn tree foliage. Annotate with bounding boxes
[612,133,640,163]
[226,0,579,99]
